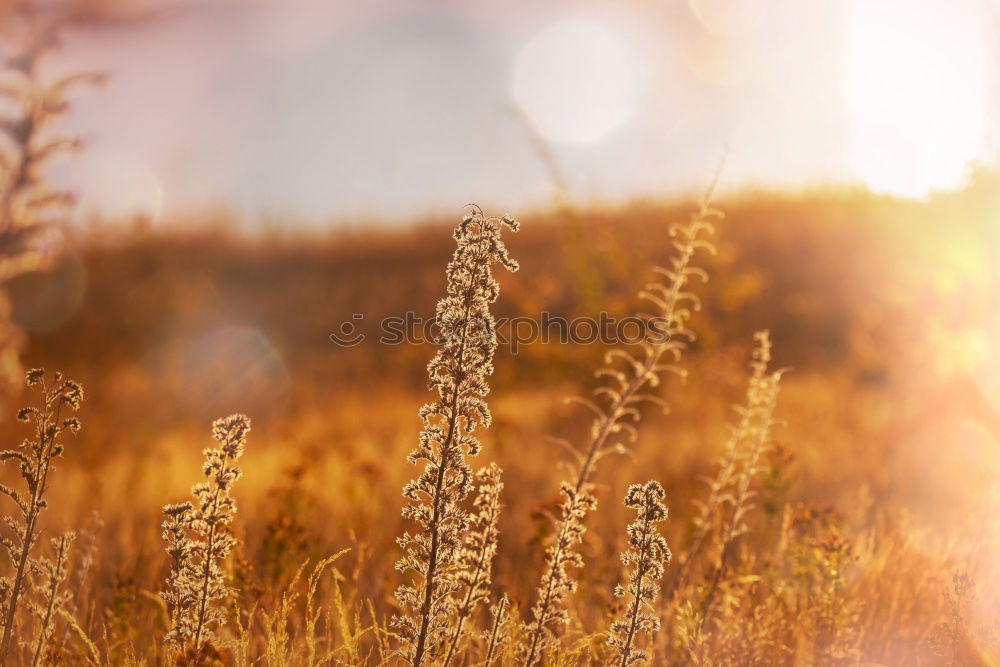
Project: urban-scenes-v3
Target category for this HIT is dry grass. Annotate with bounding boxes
[3,4,1000,664]
[0,174,997,665]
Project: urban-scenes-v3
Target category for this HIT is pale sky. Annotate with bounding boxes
[37,0,1000,227]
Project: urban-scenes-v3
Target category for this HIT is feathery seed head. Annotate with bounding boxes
[523,195,718,666]
[394,207,518,665]
[0,369,84,663]
[608,480,672,666]
[161,414,251,656]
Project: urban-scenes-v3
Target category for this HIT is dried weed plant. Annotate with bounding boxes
[607,481,671,667]
[0,368,82,663]
[26,530,73,666]
[0,15,101,388]
[442,462,504,666]
[669,330,783,602]
[700,331,783,617]
[393,207,518,666]
[521,186,719,664]
[481,594,509,667]
[161,414,251,659]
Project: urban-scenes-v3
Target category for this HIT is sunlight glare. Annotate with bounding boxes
[845,0,988,198]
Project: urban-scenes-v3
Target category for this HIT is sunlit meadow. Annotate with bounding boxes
[1,1,999,665]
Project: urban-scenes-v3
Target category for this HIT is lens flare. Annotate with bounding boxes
[511,17,643,145]
[180,326,291,416]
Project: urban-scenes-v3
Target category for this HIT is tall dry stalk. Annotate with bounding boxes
[481,594,509,667]
[393,206,519,666]
[521,189,719,665]
[700,331,783,616]
[0,15,101,388]
[0,368,82,663]
[161,414,251,658]
[608,481,671,667]
[56,511,101,651]
[28,531,74,667]
[442,462,504,667]
[668,330,779,597]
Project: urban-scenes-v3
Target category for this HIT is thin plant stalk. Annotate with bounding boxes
[0,370,82,663]
[523,184,720,665]
[393,207,519,666]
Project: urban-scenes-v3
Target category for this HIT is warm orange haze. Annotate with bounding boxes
[0,0,999,665]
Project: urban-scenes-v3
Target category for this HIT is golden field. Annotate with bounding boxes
[3,173,999,664]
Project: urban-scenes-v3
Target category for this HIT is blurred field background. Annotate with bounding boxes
[1,0,999,664]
